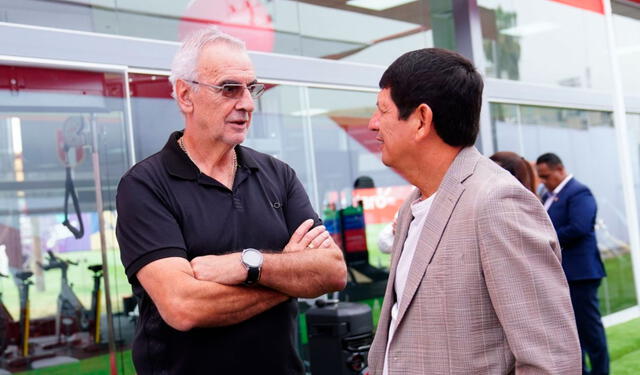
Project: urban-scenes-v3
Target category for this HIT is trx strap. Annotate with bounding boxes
[63,162,84,239]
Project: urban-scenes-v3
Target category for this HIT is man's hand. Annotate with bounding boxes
[191,252,244,285]
[284,219,333,252]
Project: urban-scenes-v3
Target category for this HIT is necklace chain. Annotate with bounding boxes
[178,136,238,181]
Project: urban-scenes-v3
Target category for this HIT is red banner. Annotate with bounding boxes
[549,0,604,14]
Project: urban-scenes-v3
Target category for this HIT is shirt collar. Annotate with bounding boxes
[161,130,260,181]
[553,174,573,195]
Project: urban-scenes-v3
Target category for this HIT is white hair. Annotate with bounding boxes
[169,26,246,99]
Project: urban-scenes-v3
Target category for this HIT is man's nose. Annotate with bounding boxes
[368,112,380,130]
[235,87,255,112]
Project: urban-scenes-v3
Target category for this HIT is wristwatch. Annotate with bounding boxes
[241,248,263,286]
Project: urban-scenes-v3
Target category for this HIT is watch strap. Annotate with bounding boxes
[243,266,260,286]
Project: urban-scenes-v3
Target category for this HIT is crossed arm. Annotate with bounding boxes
[190,219,347,298]
[137,219,347,331]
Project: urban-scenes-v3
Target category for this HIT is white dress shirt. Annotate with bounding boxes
[383,192,436,375]
[543,174,573,211]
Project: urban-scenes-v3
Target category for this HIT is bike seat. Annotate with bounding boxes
[88,264,103,273]
[15,271,33,281]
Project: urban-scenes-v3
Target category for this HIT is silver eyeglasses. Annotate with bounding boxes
[185,80,265,99]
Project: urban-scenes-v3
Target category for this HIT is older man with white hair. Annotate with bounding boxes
[116,27,346,375]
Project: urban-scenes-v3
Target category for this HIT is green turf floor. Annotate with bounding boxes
[10,317,640,374]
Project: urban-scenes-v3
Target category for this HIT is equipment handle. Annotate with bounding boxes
[63,164,84,239]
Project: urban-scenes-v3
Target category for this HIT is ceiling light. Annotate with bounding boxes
[347,0,417,11]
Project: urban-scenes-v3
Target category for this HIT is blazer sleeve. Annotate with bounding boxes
[477,185,581,374]
[555,188,597,246]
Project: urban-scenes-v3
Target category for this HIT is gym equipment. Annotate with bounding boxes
[0,273,18,355]
[59,114,118,374]
[87,264,104,346]
[0,271,56,370]
[15,271,33,358]
[306,300,373,375]
[38,251,104,347]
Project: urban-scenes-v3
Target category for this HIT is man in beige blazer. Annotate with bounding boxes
[366,48,581,374]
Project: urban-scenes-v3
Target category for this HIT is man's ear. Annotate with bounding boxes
[415,103,433,141]
[176,80,194,113]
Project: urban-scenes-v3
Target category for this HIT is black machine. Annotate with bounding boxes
[306,300,373,375]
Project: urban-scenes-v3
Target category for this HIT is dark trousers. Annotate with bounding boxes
[569,279,610,375]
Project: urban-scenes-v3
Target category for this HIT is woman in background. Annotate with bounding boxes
[490,151,538,195]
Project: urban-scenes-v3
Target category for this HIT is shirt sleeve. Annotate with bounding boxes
[555,188,597,247]
[116,170,187,284]
[281,165,322,235]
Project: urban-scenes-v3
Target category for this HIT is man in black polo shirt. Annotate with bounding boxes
[116,27,347,375]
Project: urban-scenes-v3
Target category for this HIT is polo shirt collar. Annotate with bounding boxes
[162,130,260,181]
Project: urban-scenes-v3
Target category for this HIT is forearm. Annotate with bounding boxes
[175,280,289,329]
[138,258,288,331]
[259,245,347,298]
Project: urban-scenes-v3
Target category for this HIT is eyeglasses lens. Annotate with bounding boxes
[217,83,265,99]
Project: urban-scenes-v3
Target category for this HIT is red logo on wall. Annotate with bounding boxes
[179,0,275,52]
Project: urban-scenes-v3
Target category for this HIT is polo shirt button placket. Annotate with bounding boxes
[232,192,243,209]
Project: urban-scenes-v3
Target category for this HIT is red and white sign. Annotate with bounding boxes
[353,185,414,225]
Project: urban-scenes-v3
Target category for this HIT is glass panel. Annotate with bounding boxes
[128,73,181,160]
[479,0,612,90]
[613,13,640,98]
[0,0,436,66]
[628,113,640,236]
[491,102,637,315]
[295,0,433,65]
[0,65,134,373]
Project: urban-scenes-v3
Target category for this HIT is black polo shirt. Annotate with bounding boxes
[116,131,320,375]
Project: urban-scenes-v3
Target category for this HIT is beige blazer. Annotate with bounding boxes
[368,147,581,375]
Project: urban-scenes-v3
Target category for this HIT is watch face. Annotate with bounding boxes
[243,250,262,267]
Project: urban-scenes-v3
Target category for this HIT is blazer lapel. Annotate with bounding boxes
[369,188,419,366]
[394,147,481,328]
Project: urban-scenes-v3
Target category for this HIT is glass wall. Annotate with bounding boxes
[614,11,640,97]
[0,64,135,373]
[0,0,434,66]
[491,102,637,315]
[479,0,612,91]
[628,113,640,231]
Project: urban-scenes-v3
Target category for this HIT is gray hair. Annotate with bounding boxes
[169,26,246,99]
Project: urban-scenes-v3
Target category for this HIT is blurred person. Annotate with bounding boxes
[536,152,609,375]
[366,48,581,374]
[490,151,536,193]
[116,27,346,375]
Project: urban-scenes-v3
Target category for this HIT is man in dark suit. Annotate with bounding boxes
[536,152,609,375]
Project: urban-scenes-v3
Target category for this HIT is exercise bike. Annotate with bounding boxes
[0,271,33,358]
[0,271,56,369]
[38,251,104,349]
